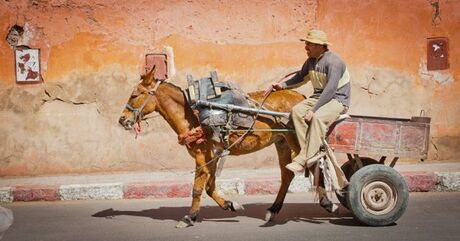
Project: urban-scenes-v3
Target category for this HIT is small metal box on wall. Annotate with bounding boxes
[427,37,449,71]
[145,53,168,80]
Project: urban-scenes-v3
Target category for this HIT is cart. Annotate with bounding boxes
[191,71,431,226]
[325,114,431,226]
[198,98,432,225]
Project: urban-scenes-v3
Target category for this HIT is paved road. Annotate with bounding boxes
[2,192,459,241]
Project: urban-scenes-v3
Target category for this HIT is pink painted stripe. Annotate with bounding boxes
[245,177,281,195]
[13,185,60,201]
[124,182,192,199]
[402,171,438,192]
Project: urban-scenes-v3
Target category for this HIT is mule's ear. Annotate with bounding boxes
[143,65,156,85]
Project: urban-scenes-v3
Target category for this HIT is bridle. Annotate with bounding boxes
[125,79,163,123]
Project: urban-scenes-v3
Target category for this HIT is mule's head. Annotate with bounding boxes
[119,66,160,130]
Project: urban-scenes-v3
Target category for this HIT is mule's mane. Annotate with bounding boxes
[163,81,184,93]
[139,73,183,93]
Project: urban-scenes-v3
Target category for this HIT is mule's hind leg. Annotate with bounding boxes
[316,166,339,214]
[266,138,295,221]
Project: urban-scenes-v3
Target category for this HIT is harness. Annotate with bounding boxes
[123,71,294,174]
[125,80,163,137]
[183,71,296,173]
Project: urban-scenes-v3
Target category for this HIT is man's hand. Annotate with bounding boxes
[304,110,314,123]
[271,82,284,91]
[264,83,284,97]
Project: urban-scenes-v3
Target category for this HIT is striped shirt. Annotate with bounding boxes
[282,50,351,112]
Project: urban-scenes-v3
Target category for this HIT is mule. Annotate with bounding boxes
[119,67,332,227]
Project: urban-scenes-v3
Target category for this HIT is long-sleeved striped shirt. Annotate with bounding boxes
[282,50,351,112]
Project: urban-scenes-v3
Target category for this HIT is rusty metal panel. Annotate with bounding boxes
[327,115,430,159]
[427,37,449,70]
[145,53,168,80]
[327,121,358,152]
[399,125,428,154]
[361,122,399,151]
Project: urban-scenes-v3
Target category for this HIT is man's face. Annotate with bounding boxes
[304,41,324,58]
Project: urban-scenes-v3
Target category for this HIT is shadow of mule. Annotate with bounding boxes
[92,203,359,226]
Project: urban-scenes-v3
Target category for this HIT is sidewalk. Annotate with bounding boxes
[1,162,459,203]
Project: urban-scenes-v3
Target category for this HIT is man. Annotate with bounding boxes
[269,29,350,174]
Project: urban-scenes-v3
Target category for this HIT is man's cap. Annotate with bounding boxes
[300,29,330,46]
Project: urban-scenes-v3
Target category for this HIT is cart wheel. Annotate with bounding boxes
[347,164,409,226]
[336,157,378,209]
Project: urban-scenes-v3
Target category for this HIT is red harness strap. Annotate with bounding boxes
[134,121,142,139]
[178,127,207,147]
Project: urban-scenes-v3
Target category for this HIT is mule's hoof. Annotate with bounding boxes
[175,220,193,228]
[330,204,339,215]
[320,198,340,215]
[265,210,275,222]
[175,215,194,228]
[231,201,245,211]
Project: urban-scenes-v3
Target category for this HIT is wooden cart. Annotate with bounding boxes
[325,114,431,226]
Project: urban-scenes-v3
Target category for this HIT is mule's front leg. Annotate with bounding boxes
[175,171,207,228]
[175,151,209,228]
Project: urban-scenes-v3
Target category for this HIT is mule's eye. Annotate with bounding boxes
[131,90,141,98]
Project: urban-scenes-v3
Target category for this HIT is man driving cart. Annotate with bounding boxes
[267,29,351,213]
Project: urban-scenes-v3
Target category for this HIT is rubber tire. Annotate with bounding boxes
[336,157,379,209]
[347,164,409,226]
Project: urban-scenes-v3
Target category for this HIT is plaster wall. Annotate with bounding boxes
[317,0,460,160]
[0,0,316,176]
[0,0,458,177]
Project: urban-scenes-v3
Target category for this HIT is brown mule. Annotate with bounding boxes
[119,67,327,227]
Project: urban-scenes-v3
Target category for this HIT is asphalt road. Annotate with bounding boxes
[2,192,459,241]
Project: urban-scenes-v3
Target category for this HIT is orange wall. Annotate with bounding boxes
[0,0,317,176]
[317,0,460,160]
[0,0,459,177]
[318,0,459,77]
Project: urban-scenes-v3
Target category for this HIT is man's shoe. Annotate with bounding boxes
[285,162,305,173]
[320,197,339,214]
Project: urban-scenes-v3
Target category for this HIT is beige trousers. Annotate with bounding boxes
[291,98,345,168]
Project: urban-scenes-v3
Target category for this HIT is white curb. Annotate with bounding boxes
[59,183,123,200]
[216,178,245,196]
[0,187,12,203]
[435,172,460,192]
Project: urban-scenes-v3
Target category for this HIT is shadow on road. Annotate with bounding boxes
[92,203,363,227]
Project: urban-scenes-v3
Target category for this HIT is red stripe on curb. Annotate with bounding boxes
[13,185,60,201]
[402,171,438,192]
[245,177,281,195]
[124,182,192,199]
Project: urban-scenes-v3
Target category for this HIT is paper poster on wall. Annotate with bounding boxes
[15,48,41,83]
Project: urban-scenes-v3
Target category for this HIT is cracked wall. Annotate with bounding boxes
[0,0,317,176]
[0,0,459,177]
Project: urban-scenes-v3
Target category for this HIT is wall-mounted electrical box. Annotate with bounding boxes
[145,53,168,80]
[427,37,449,71]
